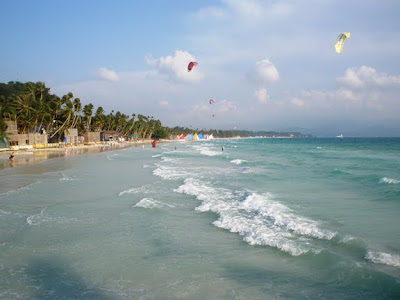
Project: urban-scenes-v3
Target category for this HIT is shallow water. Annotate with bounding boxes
[0,138,399,299]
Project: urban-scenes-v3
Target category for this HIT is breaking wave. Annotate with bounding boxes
[133,198,174,209]
[174,177,337,256]
[379,177,400,184]
[230,159,248,165]
[365,250,400,268]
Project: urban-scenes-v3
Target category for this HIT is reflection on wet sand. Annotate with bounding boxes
[0,143,135,171]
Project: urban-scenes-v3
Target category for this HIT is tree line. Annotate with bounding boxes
[0,81,309,143]
[0,81,167,141]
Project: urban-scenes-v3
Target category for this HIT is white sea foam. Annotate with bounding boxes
[379,177,400,184]
[107,153,119,161]
[365,250,400,268]
[0,209,12,216]
[174,178,336,256]
[193,145,221,157]
[26,209,78,226]
[153,165,192,180]
[133,198,174,209]
[0,182,35,197]
[230,159,248,165]
[119,184,154,196]
[152,154,162,158]
[200,149,221,156]
[340,235,358,243]
[161,156,175,163]
[59,173,76,181]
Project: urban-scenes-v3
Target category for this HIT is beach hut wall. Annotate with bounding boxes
[84,132,100,144]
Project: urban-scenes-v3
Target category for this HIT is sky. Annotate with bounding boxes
[1,0,400,136]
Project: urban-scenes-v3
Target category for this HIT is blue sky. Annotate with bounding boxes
[1,0,400,136]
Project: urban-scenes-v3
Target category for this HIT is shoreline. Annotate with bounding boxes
[0,140,154,170]
[0,137,231,171]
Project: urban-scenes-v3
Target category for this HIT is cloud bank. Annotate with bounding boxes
[146,50,203,83]
[96,67,119,82]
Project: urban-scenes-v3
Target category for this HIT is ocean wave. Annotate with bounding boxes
[230,159,248,165]
[0,180,41,198]
[174,178,336,256]
[0,209,12,216]
[119,184,155,196]
[26,209,78,226]
[153,165,192,180]
[379,177,400,184]
[161,156,176,163]
[365,250,400,268]
[193,145,221,157]
[133,198,174,209]
[59,173,77,181]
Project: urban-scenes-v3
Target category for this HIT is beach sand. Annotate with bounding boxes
[0,141,153,170]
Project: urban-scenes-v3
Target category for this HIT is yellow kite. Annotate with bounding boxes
[335,32,351,53]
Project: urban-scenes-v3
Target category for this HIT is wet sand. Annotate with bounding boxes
[0,141,153,170]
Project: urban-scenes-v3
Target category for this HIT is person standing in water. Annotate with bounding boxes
[9,152,15,161]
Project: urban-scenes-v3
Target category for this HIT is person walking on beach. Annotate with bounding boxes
[9,152,15,166]
[9,152,15,161]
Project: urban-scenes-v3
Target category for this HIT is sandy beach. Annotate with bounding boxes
[0,140,153,170]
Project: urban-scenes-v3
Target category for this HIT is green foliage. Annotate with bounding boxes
[0,81,166,141]
[0,81,310,142]
[151,127,167,139]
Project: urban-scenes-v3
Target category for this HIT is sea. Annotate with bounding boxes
[0,137,399,299]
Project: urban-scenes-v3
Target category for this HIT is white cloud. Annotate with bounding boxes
[254,88,269,103]
[216,99,237,112]
[222,0,264,17]
[222,0,294,18]
[254,58,279,83]
[291,97,305,107]
[96,67,119,82]
[337,67,364,87]
[297,88,361,103]
[159,100,170,107]
[337,66,400,88]
[146,50,203,83]
[336,89,360,101]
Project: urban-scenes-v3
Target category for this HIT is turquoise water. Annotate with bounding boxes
[0,138,399,299]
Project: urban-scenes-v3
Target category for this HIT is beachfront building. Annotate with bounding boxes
[64,128,80,145]
[4,120,48,149]
[100,131,125,142]
[84,131,100,144]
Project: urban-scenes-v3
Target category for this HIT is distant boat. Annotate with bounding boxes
[336,134,344,138]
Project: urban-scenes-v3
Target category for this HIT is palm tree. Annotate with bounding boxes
[0,102,8,139]
[122,113,136,136]
[83,103,94,131]
[134,114,145,138]
[71,98,82,128]
[93,106,105,131]
[50,92,74,139]
[10,93,36,133]
[47,94,62,133]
